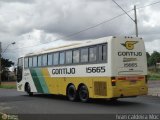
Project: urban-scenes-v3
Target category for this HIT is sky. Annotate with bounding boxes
[0,0,160,63]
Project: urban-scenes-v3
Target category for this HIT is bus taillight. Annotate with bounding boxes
[111,77,116,86]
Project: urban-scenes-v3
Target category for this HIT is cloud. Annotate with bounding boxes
[0,0,35,4]
[145,39,160,54]
[0,0,159,62]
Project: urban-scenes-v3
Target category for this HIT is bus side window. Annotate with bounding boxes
[66,50,72,64]
[89,46,97,62]
[98,44,107,62]
[33,56,37,67]
[29,57,33,67]
[42,54,47,66]
[60,51,65,65]
[73,49,79,64]
[48,53,53,66]
[24,57,28,68]
[53,52,59,65]
[81,48,88,63]
[38,55,42,67]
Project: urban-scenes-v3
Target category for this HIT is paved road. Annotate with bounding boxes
[1,88,160,115]
[148,80,160,96]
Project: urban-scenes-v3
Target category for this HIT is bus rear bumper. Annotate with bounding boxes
[112,86,148,98]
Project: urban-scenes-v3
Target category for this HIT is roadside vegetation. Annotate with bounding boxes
[148,71,160,80]
[147,51,160,81]
[0,82,16,89]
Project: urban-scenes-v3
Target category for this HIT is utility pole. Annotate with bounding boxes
[112,0,139,37]
[0,42,1,86]
[134,5,138,37]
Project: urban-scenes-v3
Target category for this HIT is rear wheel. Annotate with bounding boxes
[25,83,33,96]
[67,85,77,101]
[78,85,89,102]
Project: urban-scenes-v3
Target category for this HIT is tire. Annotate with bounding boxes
[78,85,89,102]
[25,83,33,96]
[67,85,77,101]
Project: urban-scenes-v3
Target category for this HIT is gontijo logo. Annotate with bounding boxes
[121,41,138,50]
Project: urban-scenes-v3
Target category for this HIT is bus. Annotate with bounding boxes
[17,36,148,102]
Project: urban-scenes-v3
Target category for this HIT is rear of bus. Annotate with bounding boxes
[111,37,148,98]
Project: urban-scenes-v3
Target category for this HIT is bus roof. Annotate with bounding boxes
[24,36,114,57]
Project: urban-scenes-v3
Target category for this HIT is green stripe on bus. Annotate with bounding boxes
[36,68,49,93]
[30,69,43,93]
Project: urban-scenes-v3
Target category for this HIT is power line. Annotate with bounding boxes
[7,0,160,51]
[8,11,132,51]
[112,0,135,22]
[137,1,160,9]
[112,0,138,37]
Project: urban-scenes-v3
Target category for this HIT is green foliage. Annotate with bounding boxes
[146,52,150,66]
[1,58,14,81]
[1,58,14,69]
[148,71,160,80]
[148,51,160,67]
[0,84,16,89]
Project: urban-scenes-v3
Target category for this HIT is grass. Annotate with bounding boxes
[0,83,16,89]
[148,71,160,80]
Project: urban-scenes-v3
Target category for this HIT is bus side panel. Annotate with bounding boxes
[92,77,113,98]
[17,69,38,93]
[58,77,113,99]
[41,68,59,94]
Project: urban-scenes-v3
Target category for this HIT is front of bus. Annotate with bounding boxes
[111,36,148,98]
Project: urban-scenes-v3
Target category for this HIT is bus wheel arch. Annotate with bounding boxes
[66,83,77,101]
[78,83,89,102]
[24,82,33,96]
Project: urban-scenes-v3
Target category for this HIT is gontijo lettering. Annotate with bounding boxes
[118,52,142,56]
[52,68,75,75]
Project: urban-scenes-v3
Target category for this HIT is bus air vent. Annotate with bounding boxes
[94,82,107,96]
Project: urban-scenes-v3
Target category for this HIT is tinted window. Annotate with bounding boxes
[38,56,42,67]
[99,44,107,62]
[81,48,88,63]
[42,54,47,66]
[60,52,65,65]
[66,50,72,64]
[53,52,59,65]
[18,58,23,66]
[73,49,79,63]
[29,57,33,67]
[33,56,37,67]
[89,46,97,62]
[48,53,53,66]
[24,57,28,68]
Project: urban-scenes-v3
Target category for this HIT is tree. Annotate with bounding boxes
[148,51,160,68]
[1,58,14,81]
[146,52,150,66]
